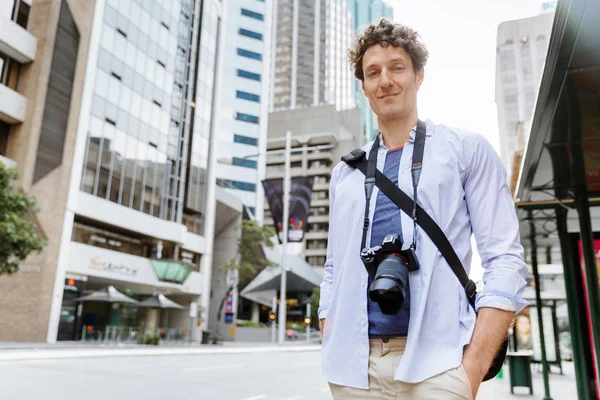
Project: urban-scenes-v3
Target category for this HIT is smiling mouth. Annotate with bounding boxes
[379,93,398,99]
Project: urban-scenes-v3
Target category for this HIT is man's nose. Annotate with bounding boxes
[380,69,393,88]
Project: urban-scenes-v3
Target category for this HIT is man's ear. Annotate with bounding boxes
[416,68,425,90]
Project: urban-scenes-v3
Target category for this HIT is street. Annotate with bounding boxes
[0,350,332,400]
[0,347,577,400]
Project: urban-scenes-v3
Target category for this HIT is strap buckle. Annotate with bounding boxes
[364,177,375,201]
[465,279,477,307]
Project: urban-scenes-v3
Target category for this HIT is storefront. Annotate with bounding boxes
[57,221,204,343]
[515,0,600,397]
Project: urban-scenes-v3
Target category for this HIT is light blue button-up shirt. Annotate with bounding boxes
[318,119,528,388]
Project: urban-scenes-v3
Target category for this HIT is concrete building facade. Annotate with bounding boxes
[0,0,36,166]
[0,0,234,343]
[495,11,554,182]
[263,105,363,275]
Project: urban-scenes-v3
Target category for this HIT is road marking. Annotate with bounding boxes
[240,395,268,400]
[182,363,244,372]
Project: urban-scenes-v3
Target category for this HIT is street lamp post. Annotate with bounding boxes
[278,131,292,345]
[238,134,334,345]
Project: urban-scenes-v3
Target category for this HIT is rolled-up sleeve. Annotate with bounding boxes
[463,134,528,313]
[318,164,340,320]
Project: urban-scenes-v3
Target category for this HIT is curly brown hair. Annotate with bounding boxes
[349,19,429,81]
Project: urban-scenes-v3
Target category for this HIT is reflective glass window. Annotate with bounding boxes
[237,48,262,61]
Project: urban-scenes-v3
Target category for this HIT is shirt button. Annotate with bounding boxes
[362,320,367,327]
[362,281,367,288]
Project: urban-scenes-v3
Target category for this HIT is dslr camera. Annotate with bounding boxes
[360,234,420,315]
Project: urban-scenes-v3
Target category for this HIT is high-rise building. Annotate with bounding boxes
[215,0,273,219]
[270,0,354,112]
[347,0,394,141]
[0,0,234,343]
[495,12,554,183]
[264,105,363,275]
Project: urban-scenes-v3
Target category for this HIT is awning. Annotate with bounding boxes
[74,285,139,304]
[150,260,194,284]
[137,294,185,309]
[241,243,322,296]
[516,0,600,207]
[514,1,600,397]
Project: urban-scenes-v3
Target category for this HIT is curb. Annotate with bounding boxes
[0,345,322,362]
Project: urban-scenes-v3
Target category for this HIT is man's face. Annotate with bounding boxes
[361,45,424,122]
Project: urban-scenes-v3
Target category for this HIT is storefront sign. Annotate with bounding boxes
[64,278,81,293]
[89,256,140,276]
[19,265,41,274]
[68,242,203,295]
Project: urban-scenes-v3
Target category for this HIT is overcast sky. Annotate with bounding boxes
[389,0,544,152]
[386,0,549,280]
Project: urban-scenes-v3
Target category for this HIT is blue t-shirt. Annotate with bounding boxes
[367,147,410,338]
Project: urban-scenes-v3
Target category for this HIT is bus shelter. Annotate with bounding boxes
[515,0,600,398]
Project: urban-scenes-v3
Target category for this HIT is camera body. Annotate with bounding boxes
[360,234,420,315]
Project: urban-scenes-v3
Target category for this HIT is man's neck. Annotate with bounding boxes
[378,114,419,149]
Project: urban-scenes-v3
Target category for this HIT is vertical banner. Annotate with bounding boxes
[262,176,315,244]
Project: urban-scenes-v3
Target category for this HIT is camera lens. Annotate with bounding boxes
[369,255,409,315]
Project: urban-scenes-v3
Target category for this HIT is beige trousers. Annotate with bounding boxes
[329,338,472,400]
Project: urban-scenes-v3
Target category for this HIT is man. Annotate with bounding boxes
[319,19,528,399]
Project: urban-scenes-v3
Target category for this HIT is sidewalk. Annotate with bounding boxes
[0,340,321,362]
[477,362,577,399]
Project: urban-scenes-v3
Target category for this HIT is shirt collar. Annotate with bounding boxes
[377,123,419,150]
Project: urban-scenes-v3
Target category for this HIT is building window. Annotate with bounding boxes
[239,28,263,41]
[236,90,260,103]
[235,112,259,124]
[0,121,10,156]
[234,134,258,146]
[232,180,256,192]
[11,0,30,29]
[0,52,20,90]
[232,157,257,169]
[237,48,262,61]
[71,222,145,257]
[237,69,261,82]
[217,179,256,192]
[241,8,264,21]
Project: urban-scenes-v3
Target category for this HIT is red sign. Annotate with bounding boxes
[577,239,600,396]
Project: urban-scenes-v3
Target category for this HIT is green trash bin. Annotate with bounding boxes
[201,331,211,344]
[506,351,533,395]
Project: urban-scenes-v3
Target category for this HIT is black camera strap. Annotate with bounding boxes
[360,120,427,258]
[345,120,477,309]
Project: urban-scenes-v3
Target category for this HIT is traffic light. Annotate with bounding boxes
[304,316,311,325]
[269,311,276,322]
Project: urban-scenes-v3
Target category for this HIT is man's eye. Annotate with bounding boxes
[395,67,404,71]
[368,71,377,77]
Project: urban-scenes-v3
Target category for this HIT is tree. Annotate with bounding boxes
[0,164,45,275]
[212,219,275,344]
[310,285,320,327]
